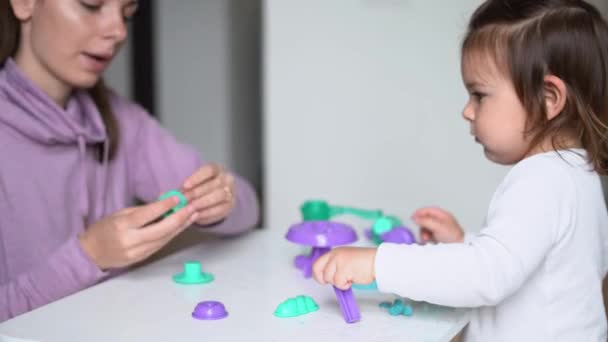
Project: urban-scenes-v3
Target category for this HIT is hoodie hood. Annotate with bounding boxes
[0,58,110,223]
[0,58,107,145]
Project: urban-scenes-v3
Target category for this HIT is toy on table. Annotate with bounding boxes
[287,200,379,324]
[173,261,214,284]
[380,298,413,317]
[292,200,382,276]
[159,190,187,218]
[352,280,378,291]
[285,220,361,323]
[367,216,416,245]
[192,301,228,320]
[274,295,319,318]
[300,200,383,221]
[286,220,357,278]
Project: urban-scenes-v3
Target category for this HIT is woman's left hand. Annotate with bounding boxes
[181,163,236,225]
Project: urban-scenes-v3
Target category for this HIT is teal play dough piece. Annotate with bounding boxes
[274,295,319,318]
[173,261,214,284]
[352,280,378,290]
[159,190,187,217]
[380,298,414,317]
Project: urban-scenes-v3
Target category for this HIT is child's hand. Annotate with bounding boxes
[411,207,464,243]
[79,196,198,270]
[312,247,377,290]
[182,163,236,225]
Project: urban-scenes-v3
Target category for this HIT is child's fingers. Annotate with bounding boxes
[420,228,433,242]
[323,258,338,285]
[313,253,330,284]
[413,216,443,233]
[334,272,352,290]
[412,207,450,221]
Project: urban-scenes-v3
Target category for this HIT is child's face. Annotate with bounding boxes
[461,54,532,165]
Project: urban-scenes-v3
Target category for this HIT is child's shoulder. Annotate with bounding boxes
[511,149,588,181]
[499,149,588,197]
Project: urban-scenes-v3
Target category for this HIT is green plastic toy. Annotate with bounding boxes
[159,190,187,217]
[173,261,214,285]
[300,200,383,221]
[274,295,319,318]
[370,216,402,245]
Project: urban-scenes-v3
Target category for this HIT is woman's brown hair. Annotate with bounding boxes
[463,0,608,174]
[0,0,119,161]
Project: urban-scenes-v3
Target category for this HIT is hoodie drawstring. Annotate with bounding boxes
[93,139,110,222]
[76,135,89,224]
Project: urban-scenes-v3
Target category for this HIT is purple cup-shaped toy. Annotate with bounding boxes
[192,301,229,320]
[381,227,416,244]
[286,221,357,278]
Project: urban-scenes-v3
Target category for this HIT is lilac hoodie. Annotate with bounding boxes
[0,59,260,322]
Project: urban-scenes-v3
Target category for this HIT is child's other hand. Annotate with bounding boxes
[312,247,376,290]
[181,163,236,226]
[411,207,464,243]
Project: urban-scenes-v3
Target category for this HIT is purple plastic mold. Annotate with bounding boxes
[334,287,361,323]
[192,301,229,320]
[381,227,416,244]
[286,221,357,278]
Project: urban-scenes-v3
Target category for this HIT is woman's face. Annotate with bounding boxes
[12,0,137,95]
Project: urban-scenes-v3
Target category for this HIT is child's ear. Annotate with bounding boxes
[543,75,568,121]
[9,0,36,21]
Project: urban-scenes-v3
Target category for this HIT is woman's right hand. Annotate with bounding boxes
[78,196,199,270]
[411,207,464,244]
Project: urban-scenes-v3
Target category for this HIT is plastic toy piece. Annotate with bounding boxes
[379,299,413,317]
[352,280,378,290]
[372,216,403,235]
[274,295,319,318]
[192,301,228,320]
[159,190,187,217]
[300,200,383,221]
[368,216,417,245]
[286,221,357,277]
[173,261,214,284]
[381,227,416,245]
[334,287,361,323]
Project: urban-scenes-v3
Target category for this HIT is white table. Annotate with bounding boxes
[0,229,469,342]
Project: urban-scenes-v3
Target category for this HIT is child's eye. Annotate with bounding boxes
[471,92,487,101]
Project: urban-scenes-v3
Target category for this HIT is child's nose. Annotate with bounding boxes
[462,103,475,121]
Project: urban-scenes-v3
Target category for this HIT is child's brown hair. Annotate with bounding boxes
[462,0,608,173]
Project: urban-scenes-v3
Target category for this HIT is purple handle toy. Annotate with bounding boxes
[333,287,361,323]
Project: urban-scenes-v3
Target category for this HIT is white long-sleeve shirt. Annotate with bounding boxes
[375,149,608,341]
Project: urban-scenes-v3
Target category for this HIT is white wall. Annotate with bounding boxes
[263,0,508,232]
[155,1,261,191]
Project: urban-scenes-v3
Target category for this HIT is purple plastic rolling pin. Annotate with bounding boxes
[333,287,361,323]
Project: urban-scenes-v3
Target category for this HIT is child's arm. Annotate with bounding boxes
[315,158,572,308]
[373,162,572,307]
[0,236,107,322]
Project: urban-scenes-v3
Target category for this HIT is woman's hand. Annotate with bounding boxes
[79,195,198,270]
[181,163,236,226]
